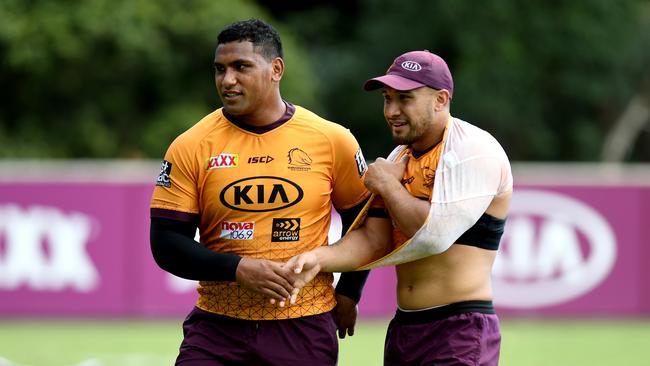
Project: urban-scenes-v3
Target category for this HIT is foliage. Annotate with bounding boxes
[1,0,649,160]
[0,0,318,158]
[281,0,650,161]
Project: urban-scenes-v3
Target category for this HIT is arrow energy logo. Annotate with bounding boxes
[271,218,300,242]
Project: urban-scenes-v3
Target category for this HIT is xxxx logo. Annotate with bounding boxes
[272,218,301,242]
[207,153,239,169]
[0,204,99,292]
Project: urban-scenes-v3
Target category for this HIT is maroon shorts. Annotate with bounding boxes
[175,307,338,366]
[384,300,501,366]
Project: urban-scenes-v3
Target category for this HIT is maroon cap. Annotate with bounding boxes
[363,50,454,97]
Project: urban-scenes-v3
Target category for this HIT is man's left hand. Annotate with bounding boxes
[334,293,358,339]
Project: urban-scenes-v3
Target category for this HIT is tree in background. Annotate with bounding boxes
[0,0,318,158]
[269,0,650,161]
[1,0,649,161]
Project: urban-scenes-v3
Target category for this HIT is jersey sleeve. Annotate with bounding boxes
[330,127,371,210]
[150,135,201,216]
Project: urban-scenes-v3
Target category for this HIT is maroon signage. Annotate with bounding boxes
[1,168,649,317]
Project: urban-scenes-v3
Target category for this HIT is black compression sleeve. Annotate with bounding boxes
[338,198,368,234]
[335,198,371,303]
[150,217,241,281]
[336,271,370,303]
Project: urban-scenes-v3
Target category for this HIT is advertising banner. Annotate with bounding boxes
[1,163,648,318]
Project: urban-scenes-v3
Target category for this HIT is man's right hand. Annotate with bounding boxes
[285,251,322,305]
[235,257,297,305]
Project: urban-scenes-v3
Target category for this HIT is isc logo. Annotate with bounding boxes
[207,154,239,169]
[219,176,304,212]
[493,190,617,308]
[248,155,274,164]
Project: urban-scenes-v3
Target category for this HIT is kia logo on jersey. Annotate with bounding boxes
[207,153,239,169]
[492,189,617,308]
[219,176,304,212]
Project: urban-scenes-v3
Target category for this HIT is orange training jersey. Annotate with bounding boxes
[150,104,370,320]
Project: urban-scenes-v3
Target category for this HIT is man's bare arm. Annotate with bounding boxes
[286,217,391,277]
[321,216,393,271]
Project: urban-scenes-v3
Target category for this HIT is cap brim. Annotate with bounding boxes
[363,74,426,91]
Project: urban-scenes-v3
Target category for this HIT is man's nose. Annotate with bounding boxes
[385,102,401,118]
[221,69,237,86]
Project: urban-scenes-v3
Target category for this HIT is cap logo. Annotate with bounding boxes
[401,61,422,72]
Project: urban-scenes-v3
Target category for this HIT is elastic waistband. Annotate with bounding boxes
[192,306,331,323]
[395,300,494,324]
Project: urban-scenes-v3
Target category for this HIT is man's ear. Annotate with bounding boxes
[271,57,284,82]
[434,89,451,111]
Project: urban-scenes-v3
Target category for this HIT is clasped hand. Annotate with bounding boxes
[364,155,409,194]
[235,254,321,307]
[282,251,322,306]
[233,252,321,307]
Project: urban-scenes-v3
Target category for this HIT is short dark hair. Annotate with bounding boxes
[217,19,283,60]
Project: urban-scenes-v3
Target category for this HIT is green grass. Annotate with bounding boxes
[1,319,649,365]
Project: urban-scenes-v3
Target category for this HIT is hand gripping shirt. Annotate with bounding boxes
[359,117,513,269]
[370,124,448,247]
[150,103,370,320]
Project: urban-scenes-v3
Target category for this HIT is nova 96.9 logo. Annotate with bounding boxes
[493,190,617,308]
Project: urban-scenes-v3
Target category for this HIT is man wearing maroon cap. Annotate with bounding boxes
[284,50,513,365]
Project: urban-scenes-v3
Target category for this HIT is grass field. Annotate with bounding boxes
[1,318,650,365]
